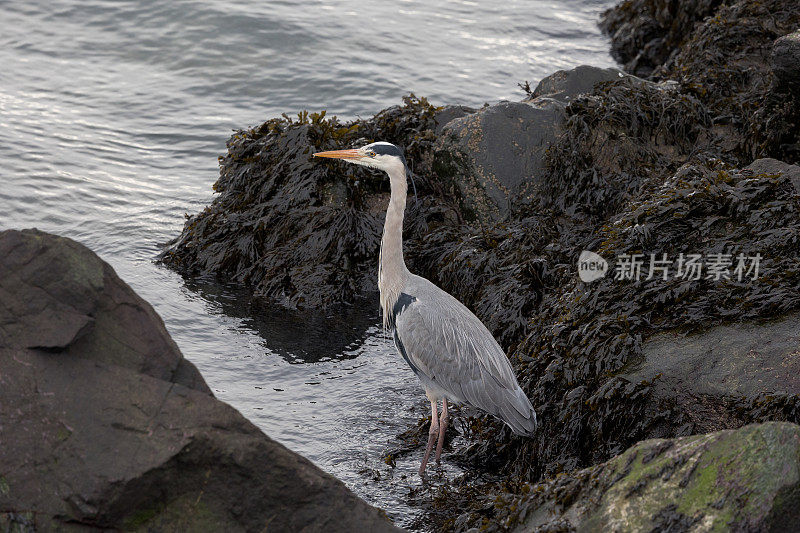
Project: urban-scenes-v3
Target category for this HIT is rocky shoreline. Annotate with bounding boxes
[162,0,800,529]
[4,0,800,531]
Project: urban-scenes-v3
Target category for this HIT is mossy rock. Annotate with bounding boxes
[479,422,800,532]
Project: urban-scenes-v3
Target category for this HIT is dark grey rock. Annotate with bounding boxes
[437,100,562,221]
[0,228,209,392]
[436,66,628,223]
[528,65,627,103]
[746,157,800,195]
[772,29,800,90]
[622,311,800,432]
[434,104,476,134]
[0,229,401,533]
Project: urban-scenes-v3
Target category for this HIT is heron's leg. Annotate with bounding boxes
[435,399,448,464]
[419,399,439,474]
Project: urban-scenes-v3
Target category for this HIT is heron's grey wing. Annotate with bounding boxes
[394,276,537,436]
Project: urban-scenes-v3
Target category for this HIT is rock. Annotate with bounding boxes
[622,311,800,433]
[495,422,800,532]
[160,95,455,310]
[436,100,562,222]
[772,29,800,90]
[433,104,476,134]
[759,31,800,165]
[435,65,627,223]
[0,228,209,392]
[746,157,800,195]
[0,229,400,532]
[527,65,627,103]
[599,0,725,77]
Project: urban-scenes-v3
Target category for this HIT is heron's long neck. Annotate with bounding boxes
[379,164,409,328]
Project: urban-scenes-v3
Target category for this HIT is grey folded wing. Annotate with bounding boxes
[393,279,537,436]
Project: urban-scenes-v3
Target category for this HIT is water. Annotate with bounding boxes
[0,0,614,527]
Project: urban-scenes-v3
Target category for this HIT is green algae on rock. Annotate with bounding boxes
[461,422,800,532]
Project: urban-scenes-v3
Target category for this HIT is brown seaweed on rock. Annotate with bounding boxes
[421,152,800,533]
[160,96,455,309]
[603,0,800,165]
[412,3,800,522]
[600,0,726,77]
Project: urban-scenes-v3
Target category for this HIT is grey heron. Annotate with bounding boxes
[314,142,537,474]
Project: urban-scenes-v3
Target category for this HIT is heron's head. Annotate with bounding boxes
[314,142,407,174]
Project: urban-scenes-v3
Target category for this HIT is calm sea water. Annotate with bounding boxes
[0,0,614,526]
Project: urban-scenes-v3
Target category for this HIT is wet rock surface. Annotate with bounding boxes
[436,100,556,222]
[527,65,627,102]
[747,158,800,194]
[622,312,800,433]
[0,229,400,532]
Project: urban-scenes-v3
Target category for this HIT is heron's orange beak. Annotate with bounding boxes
[313,149,362,160]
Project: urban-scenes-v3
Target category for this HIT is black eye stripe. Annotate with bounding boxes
[370,143,402,157]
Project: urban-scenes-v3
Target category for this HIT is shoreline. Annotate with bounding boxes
[3,0,800,530]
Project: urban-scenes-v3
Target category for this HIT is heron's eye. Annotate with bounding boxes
[368,150,376,158]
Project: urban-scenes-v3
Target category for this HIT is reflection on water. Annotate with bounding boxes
[182,277,381,363]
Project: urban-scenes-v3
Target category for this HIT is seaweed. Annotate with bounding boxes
[442,159,800,481]
[160,95,454,309]
[599,0,726,78]
[604,0,800,165]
